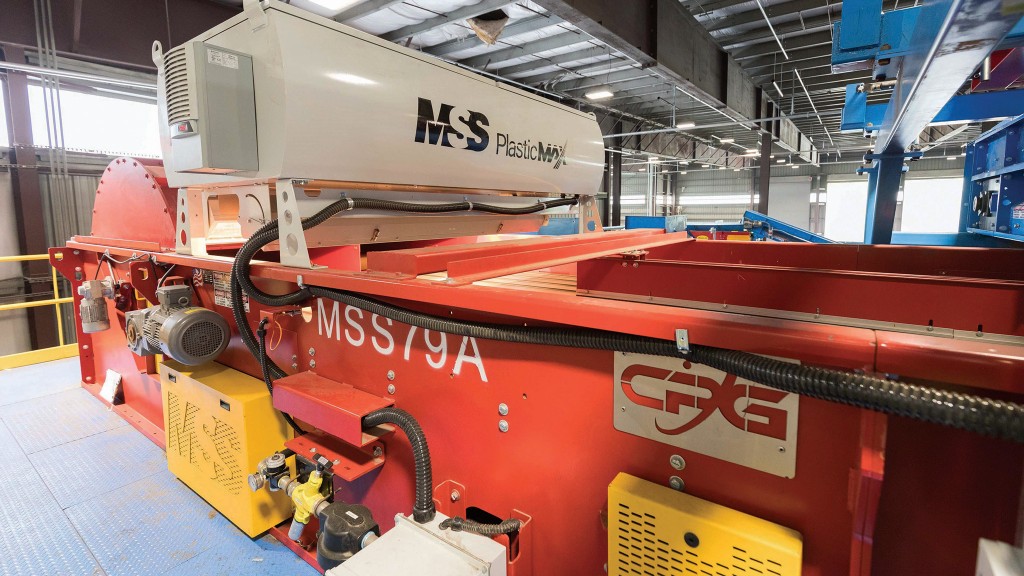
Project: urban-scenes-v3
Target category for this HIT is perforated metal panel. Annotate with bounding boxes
[166,390,245,495]
[608,473,802,576]
[164,47,192,125]
[161,361,293,536]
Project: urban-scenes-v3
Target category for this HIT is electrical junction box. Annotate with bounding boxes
[160,360,292,536]
[608,473,802,576]
[328,513,507,576]
[161,41,258,174]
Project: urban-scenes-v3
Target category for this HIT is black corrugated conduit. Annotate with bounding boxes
[257,318,303,435]
[231,197,1023,457]
[306,286,1023,443]
[362,407,435,523]
[229,197,579,381]
[439,516,522,535]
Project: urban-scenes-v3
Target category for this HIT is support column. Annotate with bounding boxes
[602,149,611,226]
[861,153,911,244]
[757,132,771,214]
[669,168,678,215]
[2,45,59,349]
[611,120,623,227]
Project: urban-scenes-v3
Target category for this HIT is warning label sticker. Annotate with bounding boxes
[207,48,239,70]
[1012,202,1024,220]
[203,271,248,312]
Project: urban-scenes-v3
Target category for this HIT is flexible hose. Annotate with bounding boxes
[256,319,304,435]
[231,197,1024,444]
[229,197,579,381]
[233,197,579,307]
[439,516,522,535]
[307,287,1024,443]
[684,348,1023,441]
[362,407,435,523]
[157,264,177,287]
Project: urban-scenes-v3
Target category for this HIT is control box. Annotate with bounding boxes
[160,361,292,536]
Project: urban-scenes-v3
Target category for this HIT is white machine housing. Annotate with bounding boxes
[153,0,606,266]
[152,0,604,196]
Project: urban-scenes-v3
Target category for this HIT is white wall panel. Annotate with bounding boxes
[0,173,32,356]
[767,175,811,228]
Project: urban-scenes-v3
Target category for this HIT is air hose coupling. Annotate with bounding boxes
[281,471,330,541]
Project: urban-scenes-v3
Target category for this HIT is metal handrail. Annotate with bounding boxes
[0,253,76,370]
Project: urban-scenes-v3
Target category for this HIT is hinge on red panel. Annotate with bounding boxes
[620,250,648,261]
[675,329,690,353]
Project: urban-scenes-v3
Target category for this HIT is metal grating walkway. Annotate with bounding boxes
[0,357,318,576]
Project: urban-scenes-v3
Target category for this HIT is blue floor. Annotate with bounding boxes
[0,358,319,576]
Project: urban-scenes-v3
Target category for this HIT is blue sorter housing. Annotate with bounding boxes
[624,215,687,233]
[963,114,1024,243]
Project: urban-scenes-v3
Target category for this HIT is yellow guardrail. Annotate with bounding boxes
[0,253,78,370]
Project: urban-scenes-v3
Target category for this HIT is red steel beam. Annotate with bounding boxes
[66,237,878,370]
[874,333,1024,395]
[577,258,1024,336]
[645,241,1024,281]
[442,232,693,285]
[367,230,661,276]
[62,240,1024,391]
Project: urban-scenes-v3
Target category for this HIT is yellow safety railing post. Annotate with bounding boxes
[0,252,78,370]
[51,265,65,347]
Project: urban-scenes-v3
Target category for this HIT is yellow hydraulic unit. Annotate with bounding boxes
[608,473,802,576]
[160,360,294,536]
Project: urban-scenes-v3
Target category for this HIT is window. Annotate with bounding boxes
[28,86,160,157]
[824,181,869,241]
[825,177,964,241]
[679,194,755,206]
[901,178,963,233]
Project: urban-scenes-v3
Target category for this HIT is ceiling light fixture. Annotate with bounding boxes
[719,137,735,143]
[676,121,696,129]
[773,80,784,98]
[585,86,614,100]
[306,0,361,13]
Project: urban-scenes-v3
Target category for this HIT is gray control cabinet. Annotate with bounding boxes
[168,42,258,173]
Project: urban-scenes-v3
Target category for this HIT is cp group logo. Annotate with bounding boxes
[613,352,799,478]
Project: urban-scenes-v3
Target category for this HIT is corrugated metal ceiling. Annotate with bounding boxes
[228,0,988,170]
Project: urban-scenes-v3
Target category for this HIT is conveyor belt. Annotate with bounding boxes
[420,270,579,293]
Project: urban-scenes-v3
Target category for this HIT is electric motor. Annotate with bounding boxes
[77,279,115,333]
[125,285,229,365]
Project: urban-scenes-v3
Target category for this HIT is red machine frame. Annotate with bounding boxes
[52,158,1024,575]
